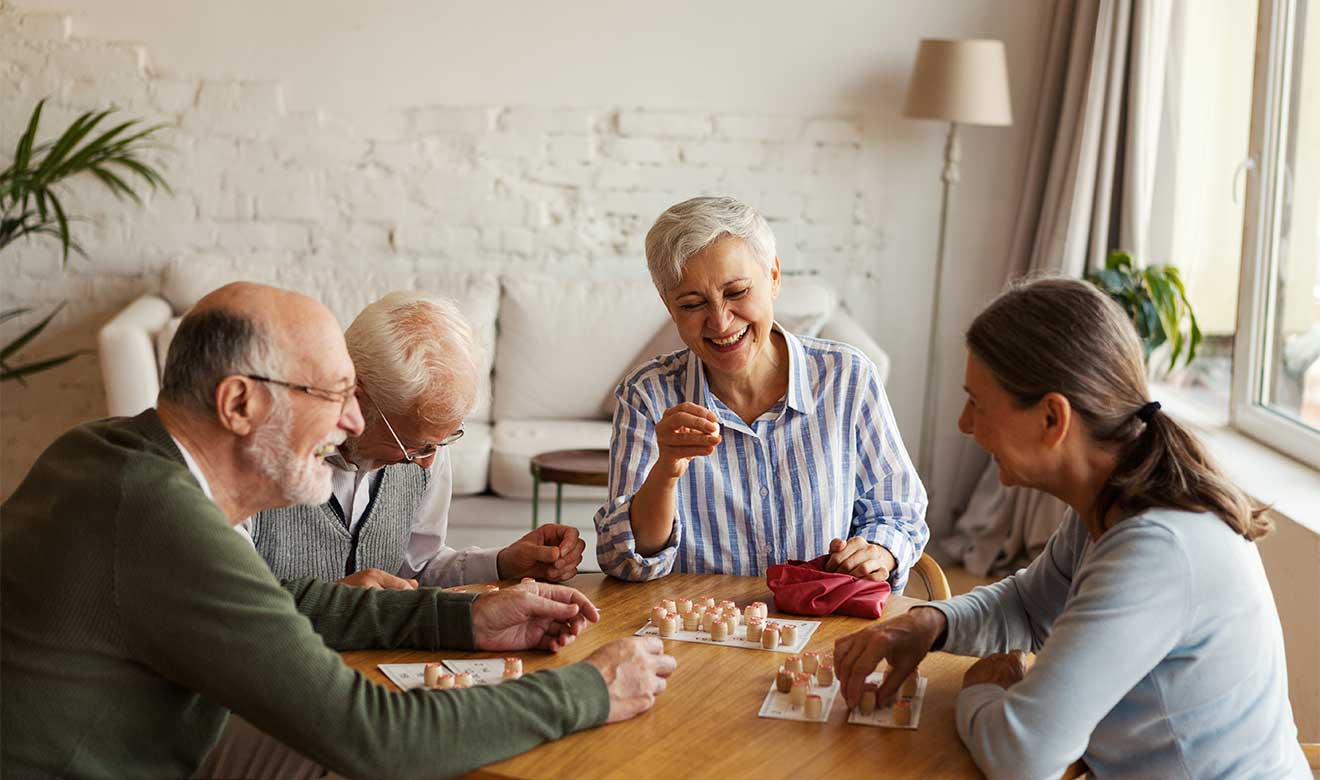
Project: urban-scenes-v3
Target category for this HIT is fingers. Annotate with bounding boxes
[842,554,889,581]
[534,583,601,623]
[873,657,914,706]
[652,651,678,677]
[664,402,718,426]
[527,543,561,564]
[825,537,862,572]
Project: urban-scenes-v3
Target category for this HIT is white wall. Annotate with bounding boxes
[0,0,1051,516]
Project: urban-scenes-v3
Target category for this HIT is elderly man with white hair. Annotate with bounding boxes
[248,291,586,588]
[595,195,929,590]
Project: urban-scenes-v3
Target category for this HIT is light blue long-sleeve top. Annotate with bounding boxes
[594,326,928,589]
[926,508,1308,780]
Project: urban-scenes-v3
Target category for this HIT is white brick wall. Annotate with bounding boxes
[0,5,874,499]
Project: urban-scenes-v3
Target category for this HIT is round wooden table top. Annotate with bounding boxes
[529,448,610,487]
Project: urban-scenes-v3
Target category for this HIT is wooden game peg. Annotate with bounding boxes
[677,598,693,614]
[454,671,474,689]
[723,616,739,636]
[779,623,799,647]
[815,663,834,687]
[804,694,823,719]
[761,625,780,650]
[432,673,455,690]
[661,598,677,613]
[651,605,668,625]
[745,617,763,643]
[424,663,445,688]
[682,611,701,631]
[893,699,913,726]
[802,652,820,675]
[789,675,809,708]
[784,656,804,674]
[520,577,535,584]
[860,685,878,716]
[659,615,678,637]
[701,596,716,609]
[503,658,523,680]
[749,601,768,620]
[776,666,795,693]
[710,620,729,641]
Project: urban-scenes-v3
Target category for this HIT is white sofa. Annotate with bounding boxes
[98,262,891,571]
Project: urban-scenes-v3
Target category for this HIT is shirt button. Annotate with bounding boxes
[760,487,769,497]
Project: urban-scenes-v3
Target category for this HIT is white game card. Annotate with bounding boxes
[846,671,927,729]
[634,618,819,654]
[756,678,841,722]
[378,659,508,691]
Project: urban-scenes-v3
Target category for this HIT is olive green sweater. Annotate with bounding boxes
[1,410,609,779]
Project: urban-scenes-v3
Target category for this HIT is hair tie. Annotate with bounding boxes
[1136,401,1161,424]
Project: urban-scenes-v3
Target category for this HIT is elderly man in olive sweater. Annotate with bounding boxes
[1,283,675,780]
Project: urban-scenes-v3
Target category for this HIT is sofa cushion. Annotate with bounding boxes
[493,276,671,420]
[449,421,491,496]
[489,419,613,500]
[158,261,499,422]
[154,316,183,381]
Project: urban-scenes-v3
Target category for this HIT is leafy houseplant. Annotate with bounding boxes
[1086,250,1202,375]
[1,99,169,383]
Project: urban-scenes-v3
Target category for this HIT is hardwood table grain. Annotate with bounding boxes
[342,573,992,779]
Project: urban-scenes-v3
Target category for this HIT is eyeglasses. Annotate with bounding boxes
[245,375,355,413]
[364,392,464,463]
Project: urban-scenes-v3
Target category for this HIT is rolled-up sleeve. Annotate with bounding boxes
[593,384,682,581]
[851,362,929,592]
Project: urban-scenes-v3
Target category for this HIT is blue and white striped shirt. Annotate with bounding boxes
[594,326,928,591]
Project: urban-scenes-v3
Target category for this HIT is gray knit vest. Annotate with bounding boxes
[249,464,428,581]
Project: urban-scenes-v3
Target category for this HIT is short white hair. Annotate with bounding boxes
[345,291,481,427]
[644,195,777,295]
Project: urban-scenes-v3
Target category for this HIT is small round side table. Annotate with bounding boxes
[528,448,610,529]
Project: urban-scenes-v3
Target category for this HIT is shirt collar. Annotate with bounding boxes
[683,321,814,418]
[169,435,214,501]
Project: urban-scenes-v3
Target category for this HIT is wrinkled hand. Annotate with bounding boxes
[653,403,721,480]
[834,606,946,708]
[497,524,586,582]
[963,650,1028,690]
[337,568,418,590]
[584,637,677,724]
[824,537,896,582]
[471,581,600,652]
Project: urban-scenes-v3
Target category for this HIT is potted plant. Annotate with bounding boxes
[1,99,170,382]
[1086,250,1202,375]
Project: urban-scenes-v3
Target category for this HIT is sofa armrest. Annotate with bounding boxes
[99,294,174,418]
[819,305,891,386]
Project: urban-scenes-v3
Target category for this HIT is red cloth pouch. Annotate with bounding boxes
[765,556,891,619]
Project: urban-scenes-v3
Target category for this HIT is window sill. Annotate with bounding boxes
[1155,383,1320,535]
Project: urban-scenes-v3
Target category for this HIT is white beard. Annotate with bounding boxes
[245,391,334,506]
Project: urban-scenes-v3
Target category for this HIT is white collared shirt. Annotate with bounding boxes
[171,435,215,502]
[236,447,501,587]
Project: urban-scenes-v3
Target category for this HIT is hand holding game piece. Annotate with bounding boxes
[653,403,722,480]
[472,581,600,652]
[585,637,678,724]
[497,524,585,582]
[823,537,897,582]
[834,606,946,709]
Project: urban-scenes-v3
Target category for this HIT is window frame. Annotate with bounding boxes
[1232,0,1320,471]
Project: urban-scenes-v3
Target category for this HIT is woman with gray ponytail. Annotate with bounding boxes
[834,278,1307,779]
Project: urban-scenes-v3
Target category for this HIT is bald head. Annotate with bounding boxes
[160,282,352,414]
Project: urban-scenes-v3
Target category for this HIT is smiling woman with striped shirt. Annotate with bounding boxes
[593,196,928,590]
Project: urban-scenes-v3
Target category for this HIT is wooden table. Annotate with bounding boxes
[528,449,610,529]
[343,573,988,779]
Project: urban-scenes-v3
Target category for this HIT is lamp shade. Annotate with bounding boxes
[903,39,1012,126]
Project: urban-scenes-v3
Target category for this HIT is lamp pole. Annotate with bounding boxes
[917,120,961,482]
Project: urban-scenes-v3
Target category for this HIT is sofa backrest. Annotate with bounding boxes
[491,274,839,421]
[159,261,500,422]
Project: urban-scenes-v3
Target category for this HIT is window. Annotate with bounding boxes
[1160,0,1319,470]
[1235,0,1320,469]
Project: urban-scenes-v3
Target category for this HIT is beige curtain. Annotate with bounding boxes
[941,0,1176,575]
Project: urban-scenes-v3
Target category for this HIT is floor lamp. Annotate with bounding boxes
[903,38,1013,483]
